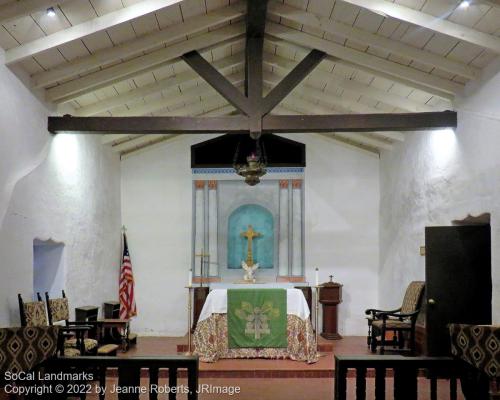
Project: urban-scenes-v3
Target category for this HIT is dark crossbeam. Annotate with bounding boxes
[181,51,250,115]
[262,111,458,133]
[48,111,457,134]
[48,115,250,134]
[261,49,326,116]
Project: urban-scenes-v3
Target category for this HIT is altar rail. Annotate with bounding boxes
[334,355,461,400]
[45,355,199,400]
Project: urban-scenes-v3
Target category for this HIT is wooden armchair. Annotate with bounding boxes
[18,293,90,357]
[45,290,99,355]
[365,281,425,354]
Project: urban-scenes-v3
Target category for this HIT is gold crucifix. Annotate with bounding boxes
[240,225,262,266]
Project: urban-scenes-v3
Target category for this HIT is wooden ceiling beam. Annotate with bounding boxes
[76,53,243,116]
[0,0,73,24]
[245,0,268,136]
[48,115,250,134]
[112,73,244,117]
[263,52,439,112]
[268,1,479,79]
[338,0,500,54]
[113,105,234,154]
[262,111,457,133]
[274,104,386,153]
[263,70,390,115]
[261,49,325,116]
[266,22,463,97]
[32,2,245,89]
[47,24,244,103]
[48,111,456,134]
[276,91,404,141]
[182,51,250,115]
[265,34,455,101]
[5,0,186,65]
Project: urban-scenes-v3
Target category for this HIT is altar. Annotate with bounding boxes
[193,288,318,363]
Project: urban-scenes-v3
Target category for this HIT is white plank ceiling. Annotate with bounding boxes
[1,0,499,155]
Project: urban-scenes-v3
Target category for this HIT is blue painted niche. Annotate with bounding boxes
[227,204,274,269]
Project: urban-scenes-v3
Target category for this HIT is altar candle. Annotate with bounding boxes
[315,268,319,286]
[188,269,193,287]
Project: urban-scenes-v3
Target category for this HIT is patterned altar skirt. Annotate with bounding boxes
[193,314,318,363]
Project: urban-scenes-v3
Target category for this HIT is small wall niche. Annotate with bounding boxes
[33,239,65,300]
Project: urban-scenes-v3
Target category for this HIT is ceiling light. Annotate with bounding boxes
[459,0,470,8]
[47,7,56,17]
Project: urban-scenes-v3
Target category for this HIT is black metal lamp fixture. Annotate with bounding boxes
[233,138,267,186]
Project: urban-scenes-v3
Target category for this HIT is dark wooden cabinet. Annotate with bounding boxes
[294,286,312,321]
[319,280,342,340]
[75,306,99,321]
[192,287,209,333]
[103,301,120,319]
[417,225,492,356]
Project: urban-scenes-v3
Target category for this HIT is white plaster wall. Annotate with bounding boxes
[298,134,380,335]
[379,60,500,322]
[121,134,380,336]
[0,49,122,326]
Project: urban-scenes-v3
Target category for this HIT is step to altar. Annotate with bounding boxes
[176,342,334,353]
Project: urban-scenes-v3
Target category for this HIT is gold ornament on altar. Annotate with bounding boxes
[240,225,262,282]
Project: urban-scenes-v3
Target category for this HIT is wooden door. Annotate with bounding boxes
[425,225,492,356]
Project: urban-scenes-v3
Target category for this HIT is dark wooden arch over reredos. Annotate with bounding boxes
[191,134,305,168]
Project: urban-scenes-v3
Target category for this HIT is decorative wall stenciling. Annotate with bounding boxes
[192,177,304,281]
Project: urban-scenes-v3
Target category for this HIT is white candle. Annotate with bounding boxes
[315,267,319,286]
[188,269,193,287]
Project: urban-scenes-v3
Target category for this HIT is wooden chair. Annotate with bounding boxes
[18,293,86,357]
[44,290,100,356]
[365,281,425,354]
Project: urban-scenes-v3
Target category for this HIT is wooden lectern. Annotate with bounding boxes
[319,276,342,340]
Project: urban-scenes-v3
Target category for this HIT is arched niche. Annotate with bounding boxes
[227,204,274,269]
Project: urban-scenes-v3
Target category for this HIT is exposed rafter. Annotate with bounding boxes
[266,22,463,97]
[182,51,250,115]
[32,3,246,89]
[47,25,244,103]
[261,49,325,116]
[75,53,243,117]
[0,0,73,24]
[338,0,500,54]
[112,73,244,117]
[5,0,186,65]
[267,1,479,80]
[263,52,439,112]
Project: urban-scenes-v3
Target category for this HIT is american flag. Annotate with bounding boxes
[119,233,137,319]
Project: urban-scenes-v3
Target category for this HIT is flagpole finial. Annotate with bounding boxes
[122,225,127,233]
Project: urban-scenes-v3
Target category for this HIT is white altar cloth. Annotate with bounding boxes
[198,288,310,323]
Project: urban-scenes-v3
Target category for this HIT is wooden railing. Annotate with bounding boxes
[334,355,462,400]
[44,355,199,400]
